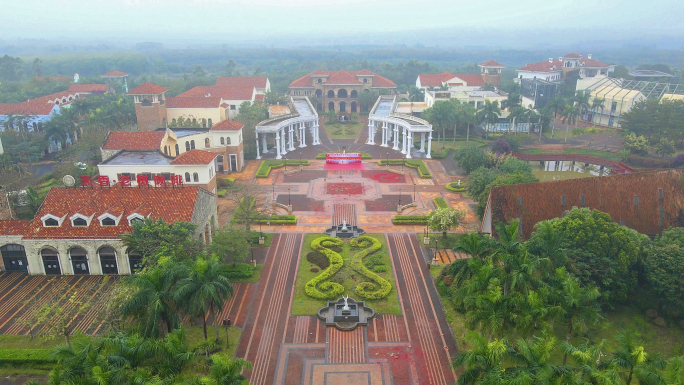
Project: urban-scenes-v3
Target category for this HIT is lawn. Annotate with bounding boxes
[326,122,364,139]
[430,138,489,151]
[291,234,401,316]
[519,147,622,162]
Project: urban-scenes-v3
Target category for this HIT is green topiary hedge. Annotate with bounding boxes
[378,159,432,178]
[430,148,450,159]
[315,152,372,159]
[349,236,392,300]
[223,263,254,278]
[445,182,466,192]
[305,237,345,299]
[433,197,449,209]
[0,349,54,365]
[252,215,297,225]
[392,215,432,225]
[256,160,310,178]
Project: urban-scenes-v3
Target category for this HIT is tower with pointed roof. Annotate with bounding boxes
[127,82,169,132]
[478,60,505,87]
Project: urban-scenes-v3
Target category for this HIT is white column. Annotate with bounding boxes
[420,132,425,153]
[392,125,399,150]
[401,127,407,154]
[426,131,432,158]
[288,125,295,151]
[300,123,307,147]
[256,132,261,159]
[315,122,321,144]
[367,120,374,145]
[406,132,413,159]
[281,128,287,155]
[262,134,268,154]
[275,132,282,159]
[380,122,386,147]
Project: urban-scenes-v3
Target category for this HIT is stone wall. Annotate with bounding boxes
[134,102,167,132]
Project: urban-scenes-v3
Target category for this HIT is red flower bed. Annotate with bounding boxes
[361,170,406,183]
[326,183,364,195]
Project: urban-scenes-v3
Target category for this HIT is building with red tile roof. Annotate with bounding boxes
[288,69,395,115]
[210,120,244,131]
[481,169,684,238]
[170,149,218,165]
[67,84,112,94]
[127,82,169,95]
[102,70,129,78]
[517,53,615,82]
[101,131,167,152]
[0,186,217,275]
[418,61,509,108]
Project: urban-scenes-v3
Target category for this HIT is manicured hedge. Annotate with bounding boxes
[433,197,449,209]
[445,182,466,192]
[378,159,432,178]
[305,237,345,299]
[223,263,254,278]
[316,152,372,159]
[0,349,54,365]
[256,160,310,178]
[217,177,235,188]
[253,215,297,225]
[430,148,450,159]
[349,237,392,300]
[217,189,227,197]
[392,215,431,225]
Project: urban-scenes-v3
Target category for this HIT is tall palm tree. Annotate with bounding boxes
[606,333,667,385]
[559,273,602,364]
[561,104,579,143]
[591,97,606,125]
[202,355,253,385]
[507,335,566,384]
[453,332,510,384]
[507,106,527,134]
[477,100,502,135]
[120,266,181,338]
[574,91,591,122]
[562,339,623,385]
[175,257,234,341]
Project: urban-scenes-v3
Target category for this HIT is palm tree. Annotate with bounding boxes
[561,104,579,143]
[453,332,510,385]
[562,339,623,384]
[574,91,591,122]
[507,106,527,134]
[408,86,425,102]
[663,355,684,385]
[202,355,252,385]
[120,267,181,338]
[559,273,602,364]
[175,257,234,341]
[606,333,667,385]
[591,97,606,125]
[507,335,566,384]
[477,100,502,136]
[424,100,457,148]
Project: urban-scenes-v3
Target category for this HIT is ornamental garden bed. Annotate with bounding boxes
[365,195,413,211]
[361,170,407,183]
[326,182,364,195]
[291,233,400,316]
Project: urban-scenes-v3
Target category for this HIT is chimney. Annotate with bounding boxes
[559,57,562,61]
[587,54,592,59]
[549,58,553,63]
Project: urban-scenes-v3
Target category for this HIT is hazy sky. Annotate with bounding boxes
[2,0,683,46]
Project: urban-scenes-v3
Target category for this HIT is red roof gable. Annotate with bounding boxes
[289,69,395,88]
[214,76,268,89]
[210,120,244,131]
[479,60,505,67]
[170,149,217,165]
[580,58,611,68]
[166,96,222,108]
[518,60,564,72]
[68,84,109,93]
[326,70,362,85]
[102,70,129,77]
[418,72,485,87]
[255,94,264,101]
[0,220,30,236]
[177,85,254,101]
[0,90,81,116]
[102,131,165,151]
[25,187,202,239]
[127,82,168,95]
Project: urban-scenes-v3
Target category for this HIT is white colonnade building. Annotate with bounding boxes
[367,95,433,159]
[255,97,320,159]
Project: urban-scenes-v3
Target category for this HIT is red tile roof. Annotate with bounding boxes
[0,90,81,116]
[170,149,218,165]
[127,82,168,95]
[23,187,202,239]
[177,85,254,101]
[479,60,505,67]
[214,76,268,89]
[417,72,485,87]
[487,169,684,238]
[210,120,244,131]
[580,58,611,68]
[166,96,222,108]
[102,70,129,77]
[255,94,265,101]
[0,220,30,236]
[562,53,582,58]
[68,84,109,93]
[289,70,396,88]
[519,56,610,72]
[102,131,165,150]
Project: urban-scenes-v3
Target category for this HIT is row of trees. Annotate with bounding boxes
[621,98,684,146]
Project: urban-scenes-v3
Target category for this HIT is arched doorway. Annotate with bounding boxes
[315,89,322,98]
[128,250,143,273]
[339,101,346,112]
[41,248,61,275]
[98,247,118,274]
[328,101,335,112]
[69,247,89,275]
[338,89,348,98]
[351,101,357,113]
[1,244,28,272]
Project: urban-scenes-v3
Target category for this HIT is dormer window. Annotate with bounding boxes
[127,213,146,226]
[73,218,87,227]
[44,218,59,227]
[41,213,65,227]
[98,213,121,226]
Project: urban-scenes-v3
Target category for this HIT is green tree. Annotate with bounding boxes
[32,58,42,78]
[326,109,336,123]
[208,228,250,266]
[591,97,606,124]
[201,355,252,385]
[562,339,623,384]
[623,133,649,154]
[477,100,502,134]
[654,137,675,158]
[423,99,457,145]
[175,257,234,341]
[0,54,23,80]
[120,218,203,265]
[644,227,684,318]
[428,207,465,238]
[606,333,667,385]
[453,144,488,174]
[453,332,509,384]
[235,100,267,159]
[193,65,206,77]
[560,104,579,142]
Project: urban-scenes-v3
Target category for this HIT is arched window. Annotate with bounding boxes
[315,89,322,97]
[185,172,191,182]
[338,89,348,98]
[328,101,335,112]
[175,144,179,155]
[190,140,196,149]
[205,138,210,148]
[202,118,207,128]
[1,244,28,272]
[226,137,231,145]
[41,248,61,275]
[185,141,190,151]
[98,247,118,274]
[69,247,89,275]
[317,78,322,84]
[339,101,346,112]
[220,137,225,145]
[208,118,212,127]
[351,90,358,98]
[351,101,357,113]
[193,172,199,182]
[327,90,335,98]
[128,249,143,273]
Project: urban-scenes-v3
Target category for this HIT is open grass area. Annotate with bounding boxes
[326,122,364,139]
[430,138,489,151]
[250,232,274,247]
[291,234,401,316]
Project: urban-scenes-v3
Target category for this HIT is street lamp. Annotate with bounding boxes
[288,188,291,206]
[386,152,389,167]
[272,182,275,200]
[413,182,416,201]
[251,247,254,263]
[398,188,402,207]
[284,156,287,172]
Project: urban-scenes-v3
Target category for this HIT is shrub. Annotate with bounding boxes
[305,237,345,299]
[223,263,254,278]
[491,138,512,154]
[256,160,310,178]
[626,154,672,168]
[217,189,227,197]
[433,197,449,209]
[349,236,392,299]
[392,215,431,225]
[454,145,488,173]
[430,147,450,159]
[307,251,330,269]
[0,349,54,365]
[624,133,648,155]
[445,182,466,192]
[374,265,388,273]
[217,177,235,188]
[671,153,684,168]
[654,138,675,158]
[315,152,372,159]
[232,213,297,225]
[378,159,432,178]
